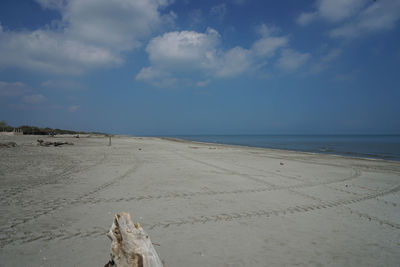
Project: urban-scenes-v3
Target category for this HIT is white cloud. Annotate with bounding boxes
[0,0,174,74]
[297,12,317,26]
[330,0,400,38]
[136,66,179,87]
[0,29,121,75]
[136,66,164,81]
[23,94,46,104]
[318,0,365,22]
[297,0,366,25]
[64,0,167,50]
[214,47,252,77]
[277,49,310,71]
[298,0,400,39]
[137,25,293,86]
[145,28,220,71]
[252,36,288,57]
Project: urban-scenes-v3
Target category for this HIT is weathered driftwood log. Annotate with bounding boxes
[105,212,163,267]
[37,139,74,147]
[0,141,17,148]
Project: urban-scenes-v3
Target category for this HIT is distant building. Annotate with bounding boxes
[0,128,24,136]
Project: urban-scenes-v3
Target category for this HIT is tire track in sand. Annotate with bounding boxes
[0,152,109,205]
[1,159,140,232]
[72,166,362,205]
[1,155,361,231]
[1,183,399,247]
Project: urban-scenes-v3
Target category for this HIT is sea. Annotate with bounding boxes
[167,135,400,161]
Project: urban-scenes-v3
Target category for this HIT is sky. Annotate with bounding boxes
[0,0,400,135]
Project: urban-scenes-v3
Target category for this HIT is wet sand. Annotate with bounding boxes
[0,135,399,266]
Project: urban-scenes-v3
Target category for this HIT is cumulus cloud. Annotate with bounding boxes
[137,24,295,86]
[251,25,288,57]
[0,29,121,74]
[252,36,288,57]
[277,49,310,71]
[0,0,174,74]
[214,47,253,77]
[297,0,366,25]
[145,28,220,71]
[63,0,170,50]
[317,0,365,22]
[297,0,400,39]
[330,0,400,38]
[136,66,180,87]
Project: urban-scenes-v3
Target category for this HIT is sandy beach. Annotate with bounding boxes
[0,135,399,266]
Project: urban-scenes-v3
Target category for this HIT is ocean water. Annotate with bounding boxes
[170,135,400,161]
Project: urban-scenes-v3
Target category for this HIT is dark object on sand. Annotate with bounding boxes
[280,162,284,165]
[105,212,163,267]
[0,141,17,148]
[37,139,74,147]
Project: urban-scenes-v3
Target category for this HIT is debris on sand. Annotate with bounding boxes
[280,162,284,165]
[0,141,17,148]
[37,139,74,147]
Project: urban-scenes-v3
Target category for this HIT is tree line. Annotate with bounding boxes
[0,120,105,135]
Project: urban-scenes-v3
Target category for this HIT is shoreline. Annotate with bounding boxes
[159,136,400,163]
[3,133,399,163]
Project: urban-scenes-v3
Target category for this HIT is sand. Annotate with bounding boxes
[0,135,399,266]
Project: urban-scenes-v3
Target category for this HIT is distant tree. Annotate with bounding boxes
[0,120,13,132]
[0,120,8,131]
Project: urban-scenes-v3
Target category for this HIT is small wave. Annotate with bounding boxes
[341,151,394,159]
[319,147,334,152]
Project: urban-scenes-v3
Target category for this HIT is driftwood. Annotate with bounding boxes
[105,212,163,267]
[0,141,17,148]
[37,139,74,147]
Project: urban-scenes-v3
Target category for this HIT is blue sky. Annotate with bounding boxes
[0,0,399,135]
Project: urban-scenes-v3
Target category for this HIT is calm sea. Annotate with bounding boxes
[168,135,400,161]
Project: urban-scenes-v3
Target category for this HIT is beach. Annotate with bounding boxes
[0,135,399,266]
